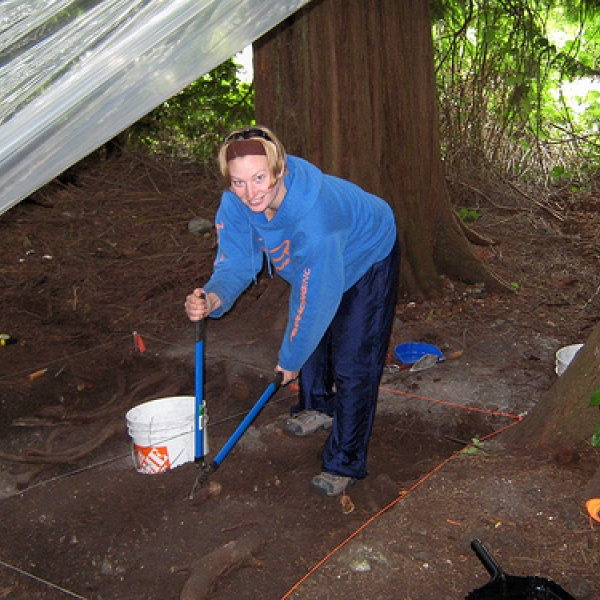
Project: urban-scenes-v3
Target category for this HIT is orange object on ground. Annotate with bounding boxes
[586,498,600,523]
[133,331,146,353]
[29,368,47,381]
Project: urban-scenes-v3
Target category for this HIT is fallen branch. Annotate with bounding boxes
[502,177,564,222]
[454,180,517,212]
[582,281,600,310]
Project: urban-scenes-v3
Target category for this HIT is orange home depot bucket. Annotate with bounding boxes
[125,396,196,474]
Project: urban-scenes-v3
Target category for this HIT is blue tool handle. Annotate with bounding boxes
[194,330,205,461]
[212,372,283,468]
[194,295,207,461]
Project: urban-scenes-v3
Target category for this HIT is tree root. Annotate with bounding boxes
[502,177,564,222]
[173,533,265,600]
[0,421,125,464]
[13,369,180,427]
[1,370,188,466]
[13,465,52,490]
[456,214,496,246]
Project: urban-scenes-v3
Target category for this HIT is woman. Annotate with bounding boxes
[185,126,399,497]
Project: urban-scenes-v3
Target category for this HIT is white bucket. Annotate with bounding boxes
[555,344,584,376]
[125,396,197,474]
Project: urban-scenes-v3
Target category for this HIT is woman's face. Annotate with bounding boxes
[228,154,283,216]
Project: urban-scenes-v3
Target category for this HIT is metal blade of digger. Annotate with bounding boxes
[409,353,439,372]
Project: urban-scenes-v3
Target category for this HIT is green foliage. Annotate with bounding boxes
[130,58,254,162]
[589,391,600,447]
[592,423,600,447]
[461,437,487,455]
[458,208,479,224]
[433,0,600,188]
[127,1,600,190]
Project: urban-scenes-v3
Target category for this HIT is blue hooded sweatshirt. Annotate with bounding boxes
[204,155,397,372]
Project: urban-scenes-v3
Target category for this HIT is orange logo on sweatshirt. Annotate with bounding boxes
[290,268,311,341]
[267,240,291,271]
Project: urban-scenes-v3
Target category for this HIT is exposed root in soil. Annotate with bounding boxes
[0,368,187,467]
[173,533,265,600]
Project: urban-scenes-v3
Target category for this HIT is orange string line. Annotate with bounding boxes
[280,387,523,599]
[379,386,524,421]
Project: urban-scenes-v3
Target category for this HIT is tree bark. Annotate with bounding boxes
[253,0,508,299]
[501,322,600,451]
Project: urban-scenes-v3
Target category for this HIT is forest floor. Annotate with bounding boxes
[0,152,600,599]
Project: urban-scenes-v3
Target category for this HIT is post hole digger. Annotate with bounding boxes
[466,539,575,600]
[191,317,209,483]
[189,313,283,499]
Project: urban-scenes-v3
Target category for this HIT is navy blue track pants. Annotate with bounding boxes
[292,239,400,479]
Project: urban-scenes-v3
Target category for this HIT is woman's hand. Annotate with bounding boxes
[185,289,221,321]
[276,366,299,386]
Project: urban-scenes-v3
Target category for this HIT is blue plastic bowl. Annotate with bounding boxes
[394,342,444,365]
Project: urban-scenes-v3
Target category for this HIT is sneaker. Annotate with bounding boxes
[311,472,355,497]
[285,410,333,437]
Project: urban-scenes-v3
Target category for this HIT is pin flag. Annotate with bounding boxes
[133,331,146,353]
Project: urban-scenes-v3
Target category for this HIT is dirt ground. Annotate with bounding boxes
[1,152,600,600]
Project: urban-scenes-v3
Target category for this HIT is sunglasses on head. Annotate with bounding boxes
[224,128,272,143]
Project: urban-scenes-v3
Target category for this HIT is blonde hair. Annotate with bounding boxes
[218,125,286,188]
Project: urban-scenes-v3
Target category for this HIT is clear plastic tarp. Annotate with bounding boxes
[0,0,310,216]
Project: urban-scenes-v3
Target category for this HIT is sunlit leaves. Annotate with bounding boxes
[130,58,254,162]
[434,0,600,187]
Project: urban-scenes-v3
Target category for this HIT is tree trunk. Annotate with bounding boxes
[501,322,600,451]
[253,0,508,299]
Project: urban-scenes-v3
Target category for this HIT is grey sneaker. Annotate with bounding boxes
[285,410,333,437]
[311,472,355,497]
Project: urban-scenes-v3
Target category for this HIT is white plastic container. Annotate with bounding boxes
[555,344,584,376]
[125,396,197,474]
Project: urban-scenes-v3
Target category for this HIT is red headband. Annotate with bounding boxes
[225,139,267,162]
